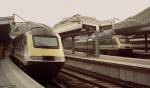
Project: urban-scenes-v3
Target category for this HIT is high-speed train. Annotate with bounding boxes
[130,35,150,50]
[98,35,132,55]
[10,22,65,79]
[64,35,132,55]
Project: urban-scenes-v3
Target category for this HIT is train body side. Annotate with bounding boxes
[64,35,132,55]
[130,37,150,50]
[11,28,65,79]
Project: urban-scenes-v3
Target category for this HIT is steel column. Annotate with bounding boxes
[95,26,99,57]
[72,36,75,54]
[144,33,148,53]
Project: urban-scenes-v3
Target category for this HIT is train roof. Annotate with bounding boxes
[10,21,53,39]
[28,28,57,37]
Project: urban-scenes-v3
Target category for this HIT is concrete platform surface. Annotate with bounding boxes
[64,50,150,86]
[64,50,150,69]
[0,57,44,88]
[133,50,150,55]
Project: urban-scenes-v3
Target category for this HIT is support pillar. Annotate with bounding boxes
[86,31,89,56]
[144,33,148,53]
[72,36,75,54]
[95,26,99,57]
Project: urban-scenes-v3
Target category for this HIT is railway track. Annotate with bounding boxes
[61,65,150,88]
[56,66,125,88]
[59,65,150,88]
[55,71,99,88]
[45,81,65,88]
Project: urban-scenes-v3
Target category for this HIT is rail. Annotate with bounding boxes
[59,66,124,88]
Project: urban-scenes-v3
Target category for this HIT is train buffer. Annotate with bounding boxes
[0,57,44,88]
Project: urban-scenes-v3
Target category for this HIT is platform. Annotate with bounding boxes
[64,50,150,68]
[64,50,150,87]
[133,49,150,55]
[0,57,44,88]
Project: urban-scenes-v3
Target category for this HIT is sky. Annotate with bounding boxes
[0,0,150,27]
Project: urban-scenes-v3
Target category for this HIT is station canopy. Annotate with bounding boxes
[10,21,51,39]
[114,7,150,35]
[53,14,112,38]
[0,16,13,45]
[0,16,52,45]
[0,16,13,25]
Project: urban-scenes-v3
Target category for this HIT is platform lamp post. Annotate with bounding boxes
[144,33,148,53]
[71,36,75,54]
[71,14,82,54]
[81,27,89,56]
[95,25,99,57]
[80,18,91,56]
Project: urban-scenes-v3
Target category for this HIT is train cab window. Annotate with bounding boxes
[33,36,59,49]
[119,38,130,44]
[99,39,114,45]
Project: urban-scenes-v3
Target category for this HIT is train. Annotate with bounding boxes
[10,22,65,79]
[130,35,150,50]
[64,35,133,55]
[98,35,132,55]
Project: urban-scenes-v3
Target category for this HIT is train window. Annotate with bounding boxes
[33,36,59,49]
[99,39,114,45]
[119,38,130,44]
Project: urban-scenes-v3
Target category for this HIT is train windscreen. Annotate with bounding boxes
[33,36,59,48]
[119,38,130,44]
